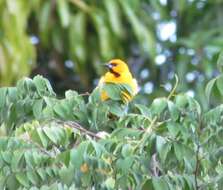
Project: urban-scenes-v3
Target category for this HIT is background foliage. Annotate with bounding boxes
[1,0,223,105]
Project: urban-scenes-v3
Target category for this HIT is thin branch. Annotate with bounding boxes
[79,92,90,96]
[18,135,52,157]
[133,116,157,152]
[194,144,200,190]
[58,120,101,139]
[167,74,179,100]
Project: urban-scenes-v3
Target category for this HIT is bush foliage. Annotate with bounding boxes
[0,74,222,190]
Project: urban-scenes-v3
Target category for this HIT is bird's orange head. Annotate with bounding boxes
[105,59,130,77]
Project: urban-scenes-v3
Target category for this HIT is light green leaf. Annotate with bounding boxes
[16,172,30,187]
[152,177,169,190]
[216,75,223,95]
[156,136,170,163]
[104,177,115,189]
[217,50,223,73]
[119,0,156,57]
[102,83,122,101]
[36,128,48,148]
[104,0,123,38]
[42,127,58,144]
[6,175,20,190]
[168,101,180,121]
[121,144,133,157]
[0,87,7,108]
[135,104,151,117]
[11,151,24,172]
[69,13,86,63]
[205,78,217,102]
[59,166,74,186]
[57,0,70,27]
[116,157,134,174]
[91,11,113,59]
[26,171,39,185]
[150,98,167,115]
[33,99,43,119]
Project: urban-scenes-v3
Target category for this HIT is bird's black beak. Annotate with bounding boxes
[104,63,113,70]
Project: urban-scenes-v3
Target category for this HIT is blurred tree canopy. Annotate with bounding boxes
[0,0,223,107]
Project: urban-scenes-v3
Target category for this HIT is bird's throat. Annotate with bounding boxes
[109,69,120,77]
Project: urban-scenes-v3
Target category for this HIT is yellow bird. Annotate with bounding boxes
[98,59,138,102]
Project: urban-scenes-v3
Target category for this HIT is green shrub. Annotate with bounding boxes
[0,75,222,190]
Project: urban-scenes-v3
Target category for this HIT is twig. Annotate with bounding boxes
[18,135,52,157]
[133,116,157,152]
[167,74,179,100]
[194,144,200,190]
[58,120,101,139]
[151,153,161,176]
[79,92,90,96]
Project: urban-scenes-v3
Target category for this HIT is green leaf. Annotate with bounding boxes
[43,127,58,144]
[104,177,115,189]
[205,78,217,102]
[119,0,156,57]
[116,157,134,174]
[69,13,86,63]
[16,172,30,187]
[33,75,55,97]
[175,94,189,108]
[216,75,223,95]
[152,177,169,190]
[104,0,123,38]
[217,50,223,73]
[57,0,70,27]
[168,101,180,121]
[39,2,51,33]
[36,168,47,181]
[102,83,122,101]
[0,87,7,108]
[150,98,167,115]
[11,151,24,172]
[174,143,194,168]
[59,166,74,186]
[65,90,79,99]
[33,128,48,148]
[167,122,180,137]
[91,11,113,59]
[26,171,39,185]
[156,136,170,163]
[6,175,20,190]
[33,99,43,119]
[53,101,72,119]
[142,178,154,190]
[135,104,151,117]
[88,87,101,103]
[107,101,127,116]
[56,150,70,167]
[90,140,104,157]
[1,151,12,164]
[121,144,133,157]
[70,142,89,169]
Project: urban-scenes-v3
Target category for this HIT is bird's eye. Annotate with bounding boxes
[110,63,117,66]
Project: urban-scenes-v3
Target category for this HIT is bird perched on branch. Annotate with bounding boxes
[98,59,138,103]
